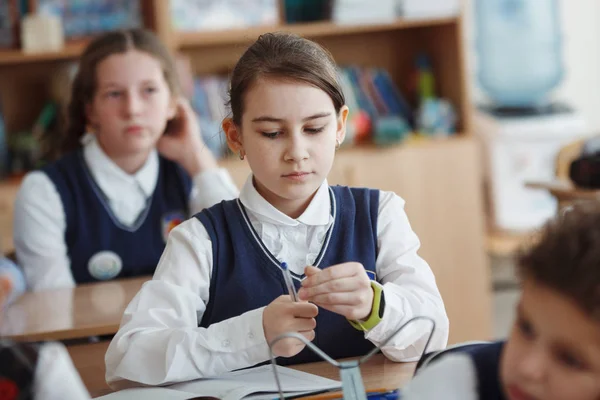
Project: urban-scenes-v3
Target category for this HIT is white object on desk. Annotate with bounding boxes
[21,13,65,53]
[475,107,590,232]
[95,364,341,400]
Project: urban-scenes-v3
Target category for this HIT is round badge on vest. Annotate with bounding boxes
[161,210,186,242]
[88,251,123,281]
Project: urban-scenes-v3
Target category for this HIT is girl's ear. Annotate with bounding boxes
[222,118,244,154]
[336,105,349,145]
[85,103,98,129]
[167,96,178,120]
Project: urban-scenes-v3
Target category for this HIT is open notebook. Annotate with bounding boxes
[95,364,342,400]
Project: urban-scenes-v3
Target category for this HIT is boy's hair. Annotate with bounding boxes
[518,202,600,320]
[227,32,345,126]
[59,29,181,157]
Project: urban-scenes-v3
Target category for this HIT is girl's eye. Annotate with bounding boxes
[262,131,282,139]
[106,91,122,99]
[305,127,325,134]
[144,87,157,94]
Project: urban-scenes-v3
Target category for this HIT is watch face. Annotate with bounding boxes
[378,289,386,318]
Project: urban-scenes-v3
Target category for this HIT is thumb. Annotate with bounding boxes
[304,266,320,277]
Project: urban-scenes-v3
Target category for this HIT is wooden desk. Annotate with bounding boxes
[87,342,416,398]
[293,354,416,391]
[0,276,149,341]
[527,180,600,211]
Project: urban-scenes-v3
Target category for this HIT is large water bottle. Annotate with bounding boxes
[475,0,564,107]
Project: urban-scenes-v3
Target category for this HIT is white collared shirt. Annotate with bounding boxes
[13,135,239,290]
[105,177,450,387]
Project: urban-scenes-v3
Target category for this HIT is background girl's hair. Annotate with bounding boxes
[59,29,181,156]
[227,32,345,126]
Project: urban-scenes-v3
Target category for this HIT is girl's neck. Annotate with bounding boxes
[277,196,315,219]
[97,140,151,175]
[253,177,318,219]
[110,151,151,175]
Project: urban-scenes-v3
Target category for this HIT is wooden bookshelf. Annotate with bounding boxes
[0,42,87,66]
[176,16,458,48]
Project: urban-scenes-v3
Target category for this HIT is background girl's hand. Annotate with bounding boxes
[0,274,13,309]
[263,295,318,357]
[157,97,217,176]
[298,264,374,321]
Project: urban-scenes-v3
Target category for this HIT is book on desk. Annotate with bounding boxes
[95,364,342,400]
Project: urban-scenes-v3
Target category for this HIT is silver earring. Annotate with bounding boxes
[335,138,341,150]
[239,150,245,160]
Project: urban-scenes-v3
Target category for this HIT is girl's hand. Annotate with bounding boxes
[298,264,374,321]
[157,97,217,176]
[0,274,13,309]
[263,295,318,357]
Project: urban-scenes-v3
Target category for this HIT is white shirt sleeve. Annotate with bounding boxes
[364,191,449,361]
[34,342,91,400]
[188,168,239,214]
[13,171,75,291]
[402,354,479,400]
[104,218,271,387]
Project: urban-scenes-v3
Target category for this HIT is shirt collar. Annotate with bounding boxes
[239,175,332,227]
[82,134,159,199]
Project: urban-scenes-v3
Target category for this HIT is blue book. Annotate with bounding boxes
[344,66,378,119]
[371,69,414,126]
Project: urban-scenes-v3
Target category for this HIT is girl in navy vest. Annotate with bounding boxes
[403,203,600,400]
[13,29,238,291]
[105,32,449,387]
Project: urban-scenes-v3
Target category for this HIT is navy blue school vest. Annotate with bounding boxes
[416,341,506,400]
[42,150,191,284]
[196,186,380,365]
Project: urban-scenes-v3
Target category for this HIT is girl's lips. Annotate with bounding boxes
[125,125,144,134]
[282,172,312,181]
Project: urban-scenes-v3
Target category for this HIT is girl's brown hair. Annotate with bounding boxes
[60,29,181,155]
[228,32,345,126]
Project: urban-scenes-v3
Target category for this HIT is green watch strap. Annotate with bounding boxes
[348,281,385,331]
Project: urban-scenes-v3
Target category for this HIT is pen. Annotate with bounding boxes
[281,262,299,302]
[283,388,400,400]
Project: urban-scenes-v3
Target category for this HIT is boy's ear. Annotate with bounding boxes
[336,105,349,145]
[222,118,243,154]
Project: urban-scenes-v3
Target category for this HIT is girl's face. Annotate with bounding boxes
[86,50,176,160]
[225,78,347,218]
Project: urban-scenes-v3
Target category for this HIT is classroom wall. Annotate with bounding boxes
[463,0,600,134]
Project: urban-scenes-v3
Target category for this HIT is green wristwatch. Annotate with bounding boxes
[348,281,386,331]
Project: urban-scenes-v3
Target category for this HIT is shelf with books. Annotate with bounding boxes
[176,16,459,48]
[0,42,87,66]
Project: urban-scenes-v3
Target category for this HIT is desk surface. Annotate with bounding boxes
[292,353,416,391]
[0,276,148,341]
[527,180,600,200]
[82,339,415,398]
